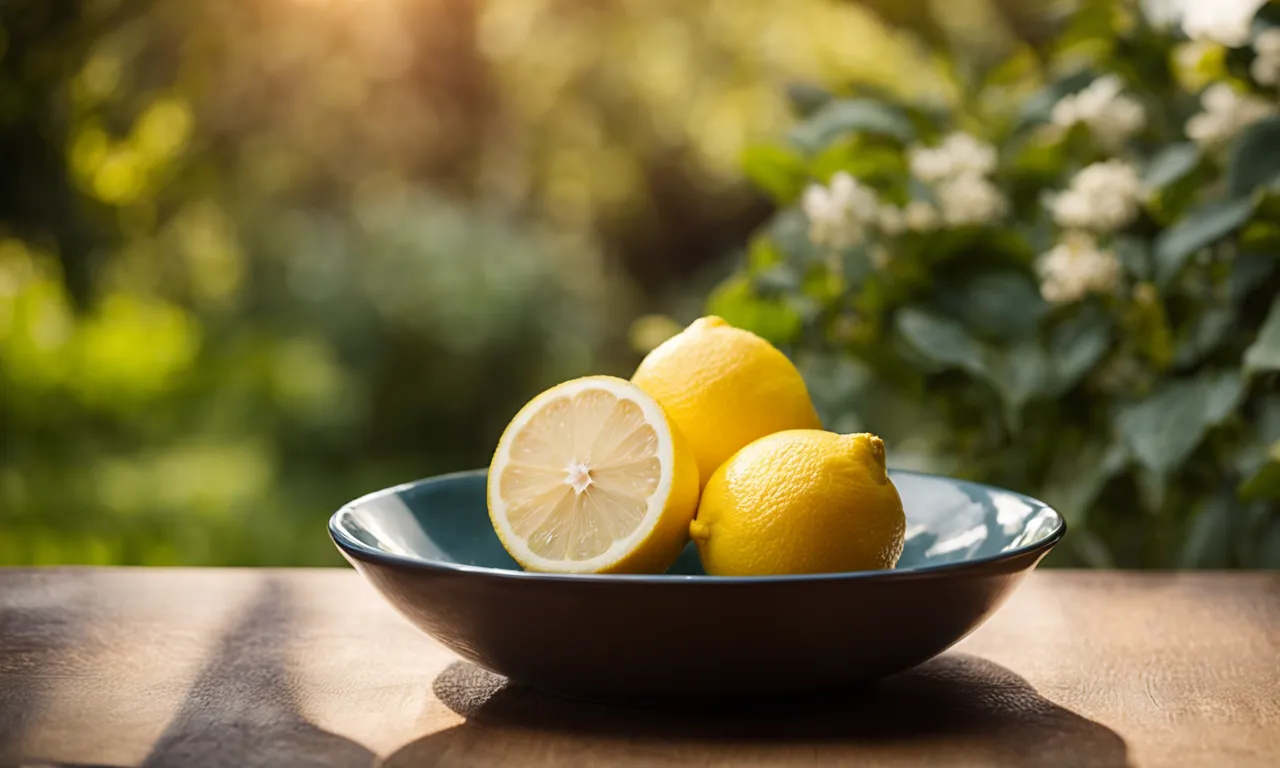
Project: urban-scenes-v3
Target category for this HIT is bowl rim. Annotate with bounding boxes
[329,468,1066,584]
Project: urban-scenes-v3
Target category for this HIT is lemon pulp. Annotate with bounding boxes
[488,376,699,573]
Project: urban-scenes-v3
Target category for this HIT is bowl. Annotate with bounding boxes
[329,468,1064,701]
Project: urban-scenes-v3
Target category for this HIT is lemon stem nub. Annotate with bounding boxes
[841,433,888,484]
[868,435,886,469]
[867,435,888,484]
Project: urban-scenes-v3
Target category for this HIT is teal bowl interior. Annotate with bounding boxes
[330,468,1064,577]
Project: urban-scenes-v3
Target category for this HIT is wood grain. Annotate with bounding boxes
[0,568,1276,767]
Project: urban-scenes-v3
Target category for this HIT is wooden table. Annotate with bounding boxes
[1,568,1277,767]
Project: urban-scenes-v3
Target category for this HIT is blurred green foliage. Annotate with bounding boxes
[1,0,922,565]
[714,0,1280,568]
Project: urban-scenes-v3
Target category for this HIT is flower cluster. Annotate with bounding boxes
[907,132,997,182]
[801,171,947,258]
[1039,160,1142,303]
[1049,160,1144,233]
[1185,83,1275,147]
[1178,0,1270,47]
[725,0,1280,568]
[1251,28,1280,86]
[1037,232,1122,305]
[1149,0,1272,47]
[801,171,880,249]
[907,132,1007,226]
[1050,75,1147,149]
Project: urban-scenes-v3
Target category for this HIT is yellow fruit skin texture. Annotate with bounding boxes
[632,316,823,487]
[486,376,701,575]
[691,430,906,576]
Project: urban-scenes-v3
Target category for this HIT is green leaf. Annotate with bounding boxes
[751,264,801,296]
[1180,492,1237,568]
[746,236,786,270]
[1041,441,1129,526]
[1258,394,1280,445]
[785,82,832,118]
[988,339,1049,429]
[788,99,914,153]
[741,144,809,205]
[1136,466,1168,514]
[1244,294,1280,375]
[1154,197,1256,289]
[1125,287,1175,370]
[809,139,908,191]
[1112,236,1152,281]
[706,275,802,346]
[934,271,1047,343]
[1227,117,1280,198]
[1257,521,1280,568]
[1116,369,1245,477]
[766,208,820,265]
[1231,252,1276,304]
[1173,305,1235,367]
[1047,305,1111,394]
[798,354,872,428]
[895,307,1050,427]
[1144,143,1202,191]
[1239,443,1280,501]
[1067,528,1116,568]
[1204,369,1247,423]
[894,307,990,378]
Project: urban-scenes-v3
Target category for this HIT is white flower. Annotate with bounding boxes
[1185,82,1275,146]
[877,205,905,236]
[1050,75,1147,149]
[1141,0,1185,29]
[1038,231,1122,304]
[936,173,1008,226]
[1180,0,1269,47]
[1049,160,1144,233]
[908,133,1004,229]
[908,133,998,183]
[1251,28,1280,85]
[903,200,939,232]
[802,171,880,249]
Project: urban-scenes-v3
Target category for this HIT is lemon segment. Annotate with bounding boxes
[632,316,822,487]
[693,430,906,576]
[488,376,700,574]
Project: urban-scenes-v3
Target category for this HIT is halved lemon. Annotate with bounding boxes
[487,375,700,574]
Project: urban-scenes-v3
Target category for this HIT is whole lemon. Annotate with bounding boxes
[691,430,906,576]
[631,316,822,487]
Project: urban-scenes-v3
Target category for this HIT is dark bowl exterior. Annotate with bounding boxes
[335,539,1052,701]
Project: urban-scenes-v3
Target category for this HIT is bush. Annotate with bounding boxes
[711,0,1280,567]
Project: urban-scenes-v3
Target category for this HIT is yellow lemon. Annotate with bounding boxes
[691,430,906,576]
[487,376,700,574]
[632,316,822,486]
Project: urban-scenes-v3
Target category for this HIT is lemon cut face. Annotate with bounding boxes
[487,376,699,574]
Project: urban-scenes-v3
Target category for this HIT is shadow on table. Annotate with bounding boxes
[384,655,1129,768]
[0,575,95,765]
[137,579,376,768]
